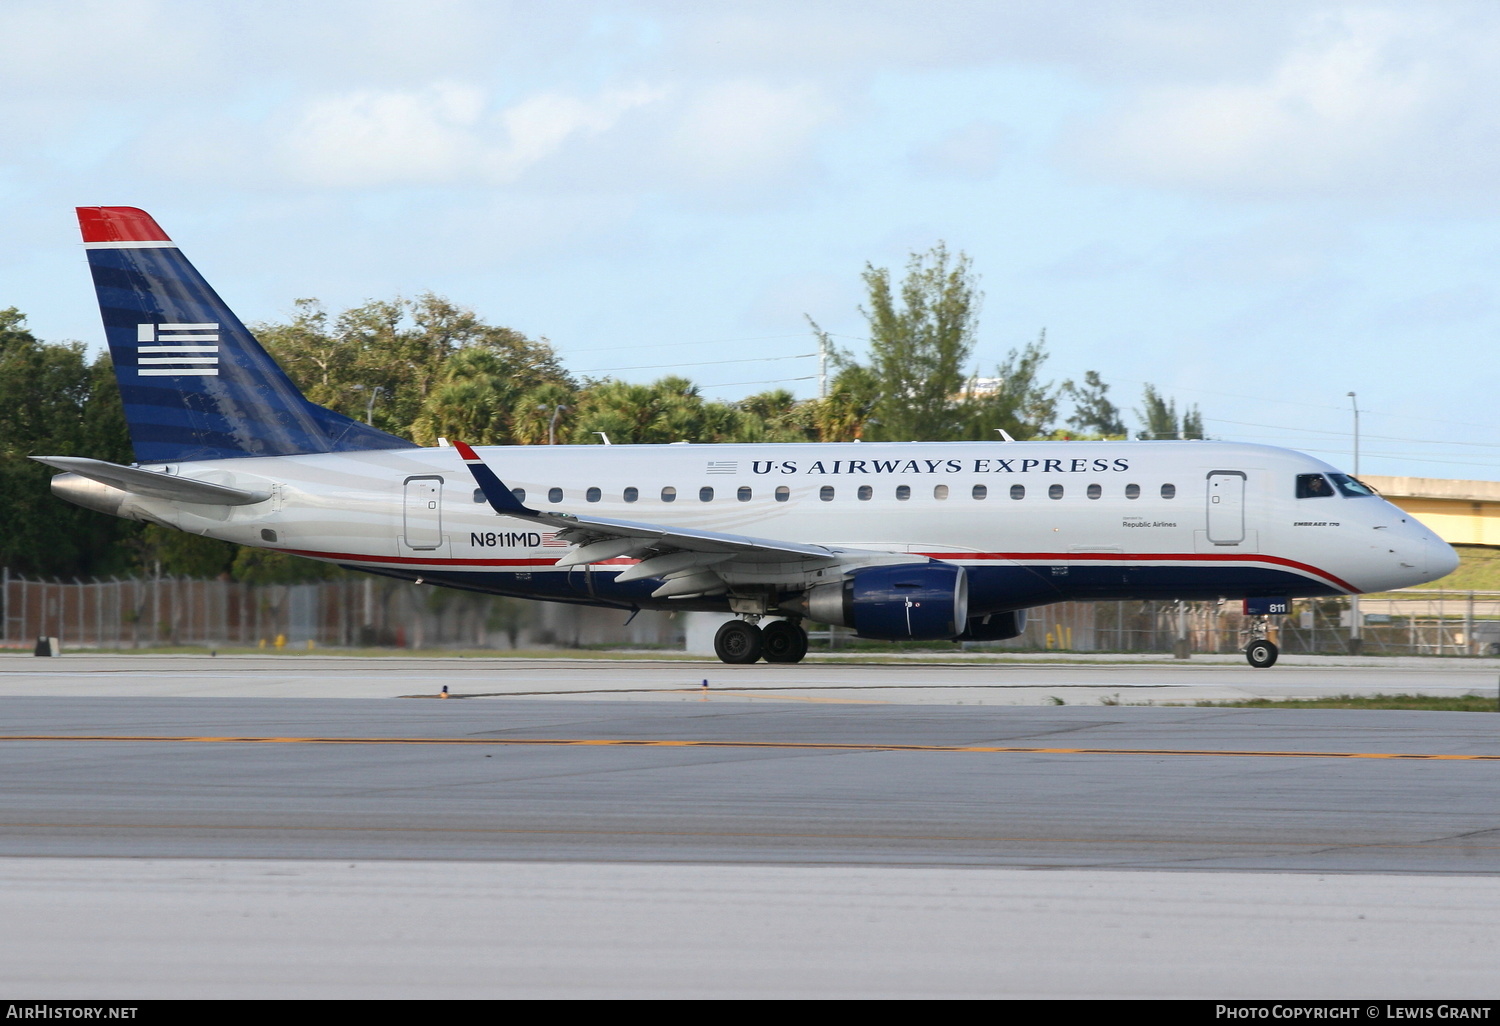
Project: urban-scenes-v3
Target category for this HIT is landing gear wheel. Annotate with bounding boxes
[1246,639,1279,668]
[714,620,764,664]
[762,620,808,664]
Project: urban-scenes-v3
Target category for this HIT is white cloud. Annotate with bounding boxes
[663,79,838,189]
[1067,7,1500,202]
[276,81,663,188]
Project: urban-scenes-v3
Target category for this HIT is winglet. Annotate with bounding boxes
[453,441,537,516]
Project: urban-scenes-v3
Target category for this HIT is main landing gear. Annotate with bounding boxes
[713,618,809,664]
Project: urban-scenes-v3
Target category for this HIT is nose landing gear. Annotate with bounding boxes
[1245,639,1279,668]
[1242,616,1279,668]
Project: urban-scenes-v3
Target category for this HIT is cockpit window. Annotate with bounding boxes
[1296,473,1334,498]
[1329,473,1377,497]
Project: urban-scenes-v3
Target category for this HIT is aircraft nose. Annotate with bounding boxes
[1429,536,1460,580]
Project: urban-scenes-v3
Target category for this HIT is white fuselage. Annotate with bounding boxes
[96,439,1455,614]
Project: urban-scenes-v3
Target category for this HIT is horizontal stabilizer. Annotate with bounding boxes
[31,456,271,506]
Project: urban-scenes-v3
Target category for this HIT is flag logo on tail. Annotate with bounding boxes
[136,322,220,376]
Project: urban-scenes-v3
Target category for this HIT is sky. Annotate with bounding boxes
[4,0,1500,479]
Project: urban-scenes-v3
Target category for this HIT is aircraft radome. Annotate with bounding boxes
[40,207,1458,666]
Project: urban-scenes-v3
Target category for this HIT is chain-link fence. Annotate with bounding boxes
[0,570,682,651]
[964,591,1500,656]
[3,569,1494,657]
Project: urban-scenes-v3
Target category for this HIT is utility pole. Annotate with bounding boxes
[1347,391,1362,655]
[817,329,828,399]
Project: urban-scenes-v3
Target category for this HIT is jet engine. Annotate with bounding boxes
[957,609,1027,642]
[797,562,969,640]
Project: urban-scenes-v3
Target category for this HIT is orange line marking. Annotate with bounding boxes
[0,735,1495,761]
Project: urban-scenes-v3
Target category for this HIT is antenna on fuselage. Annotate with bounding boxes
[996,429,1016,442]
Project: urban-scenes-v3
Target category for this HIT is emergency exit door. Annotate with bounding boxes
[403,476,444,550]
[1206,471,1246,545]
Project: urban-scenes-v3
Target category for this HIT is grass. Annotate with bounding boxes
[1196,693,1500,712]
[1407,545,1500,592]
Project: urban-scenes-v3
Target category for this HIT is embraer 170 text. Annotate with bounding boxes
[41,207,1457,666]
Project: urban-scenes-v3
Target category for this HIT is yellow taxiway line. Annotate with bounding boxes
[0,735,1497,761]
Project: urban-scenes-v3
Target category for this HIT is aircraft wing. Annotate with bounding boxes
[453,442,915,597]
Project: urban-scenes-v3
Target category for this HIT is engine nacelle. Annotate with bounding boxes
[956,609,1028,642]
[803,562,969,641]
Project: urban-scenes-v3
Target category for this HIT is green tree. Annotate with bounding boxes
[958,333,1060,441]
[734,389,815,442]
[230,547,344,585]
[568,377,699,444]
[855,242,981,441]
[801,364,881,441]
[1136,384,1204,440]
[1063,369,1127,438]
[132,525,238,580]
[512,383,580,445]
[0,310,140,578]
[256,294,570,441]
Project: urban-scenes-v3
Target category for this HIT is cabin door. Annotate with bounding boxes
[1205,471,1246,545]
[403,476,444,550]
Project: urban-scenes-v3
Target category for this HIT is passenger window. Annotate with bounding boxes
[548,487,563,503]
[586,487,601,503]
[896,485,911,501]
[1087,484,1101,500]
[1161,484,1176,499]
[1010,484,1025,500]
[1297,473,1334,498]
[857,485,872,501]
[1049,484,1063,500]
[511,488,526,503]
[820,486,835,501]
[737,486,751,502]
[623,487,638,503]
[934,485,949,500]
[699,486,714,502]
[1125,484,1140,499]
[775,486,790,502]
[661,486,676,502]
[972,484,987,500]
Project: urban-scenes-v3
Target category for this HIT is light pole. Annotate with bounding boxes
[1347,391,1362,654]
[353,385,384,426]
[1347,391,1360,477]
[540,404,567,445]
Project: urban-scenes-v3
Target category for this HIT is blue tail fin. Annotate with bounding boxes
[78,206,417,463]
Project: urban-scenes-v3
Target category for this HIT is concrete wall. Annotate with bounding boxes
[1363,475,1500,547]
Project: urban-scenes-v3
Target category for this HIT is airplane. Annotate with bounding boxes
[39,206,1459,667]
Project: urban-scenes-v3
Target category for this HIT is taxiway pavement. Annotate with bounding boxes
[6,655,1500,997]
[2,652,1498,704]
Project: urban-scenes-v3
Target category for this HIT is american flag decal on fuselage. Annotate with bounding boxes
[137,322,220,376]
